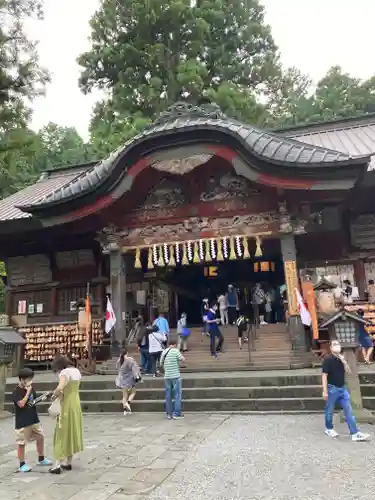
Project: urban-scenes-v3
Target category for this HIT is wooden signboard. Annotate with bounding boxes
[284,260,299,315]
[301,280,319,340]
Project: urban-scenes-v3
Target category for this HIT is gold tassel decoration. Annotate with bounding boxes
[157,245,165,266]
[168,245,176,266]
[243,236,250,259]
[255,236,263,257]
[216,238,224,261]
[134,247,142,268]
[193,241,200,263]
[204,239,212,262]
[182,242,189,265]
[147,247,154,269]
[229,237,236,260]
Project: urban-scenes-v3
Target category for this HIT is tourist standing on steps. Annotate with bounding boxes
[148,324,167,377]
[161,336,185,419]
[49,355,84,474]
[115,349,142,415]
[217,293,228,326]
[225,285,239,325]
[206,302,224,358]
[177,312,189,352]
[153,312,169,344]
[322,340,370,441]
[201,298,210,336]
[137,322,152,374]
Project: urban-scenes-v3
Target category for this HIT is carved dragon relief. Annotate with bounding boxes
[136,179,185,211]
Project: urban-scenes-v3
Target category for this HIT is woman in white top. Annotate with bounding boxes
[217,294,228,326]
[148,325,167,377]
[49,355,84,474]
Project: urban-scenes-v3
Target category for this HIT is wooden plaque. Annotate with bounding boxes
[284,260,299,315]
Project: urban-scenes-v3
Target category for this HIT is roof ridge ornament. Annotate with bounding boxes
[151,101,228,126]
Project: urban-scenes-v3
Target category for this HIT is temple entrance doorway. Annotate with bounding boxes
[162,238,285,326]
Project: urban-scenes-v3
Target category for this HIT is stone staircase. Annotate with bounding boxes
[97,323,312,375]
[5,371,375,414]
[249,323,311,370]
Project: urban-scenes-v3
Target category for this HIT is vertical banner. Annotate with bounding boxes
[301,280,319,340]
[284,260,299,315]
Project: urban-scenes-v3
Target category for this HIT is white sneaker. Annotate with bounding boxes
[325,429,339,438]
[352,432,370,442]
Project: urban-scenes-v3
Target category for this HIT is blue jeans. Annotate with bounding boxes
[164,377,182,417]
[325,384,358,434]
[139,347,151,373]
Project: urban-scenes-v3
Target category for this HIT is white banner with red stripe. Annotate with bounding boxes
[105,297,116,333]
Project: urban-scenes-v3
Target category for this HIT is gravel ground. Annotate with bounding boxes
[0,413,373,499]
[147,414,375,500]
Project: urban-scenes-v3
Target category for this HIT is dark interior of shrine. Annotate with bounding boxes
[164,238,285,325]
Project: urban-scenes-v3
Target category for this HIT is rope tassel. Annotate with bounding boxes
[243,237,250,259]
[216,238,224,261]
[255,236,263,257]
[193,242,200,263]
[157,245,165,266]
[182,243,189,265]
[205,239,212,262]
[229,237,236,260]
[168,245,176,266]
[147,247,154,269]
[134,248,142,268]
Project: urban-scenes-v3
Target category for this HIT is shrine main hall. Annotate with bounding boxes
[0,103,375,368]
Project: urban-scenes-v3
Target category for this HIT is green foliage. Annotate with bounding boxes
[78,0,280,142]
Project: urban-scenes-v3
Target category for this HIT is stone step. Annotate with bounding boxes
[6,385,332,402]
[4,397,329,413]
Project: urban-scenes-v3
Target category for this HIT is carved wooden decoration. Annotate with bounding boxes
[200,173,260,202]
[151,154,213,175]
[121,213,278,248]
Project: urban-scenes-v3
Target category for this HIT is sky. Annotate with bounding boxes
[27,0,375,140]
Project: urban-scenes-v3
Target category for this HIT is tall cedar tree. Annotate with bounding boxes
[78,0,279,135]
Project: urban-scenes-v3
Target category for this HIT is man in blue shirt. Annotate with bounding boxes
[153,313,169,337]
[206,302,224,357]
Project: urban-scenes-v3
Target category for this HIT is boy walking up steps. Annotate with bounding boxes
[13,368,52,472]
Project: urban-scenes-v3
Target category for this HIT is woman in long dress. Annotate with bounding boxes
[116,349,141,414]
[49,355,84,474]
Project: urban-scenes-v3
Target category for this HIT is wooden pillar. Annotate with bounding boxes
[5,289,12,321]
[353,259,366,300]
[50,282,58,317]
[281,234,308,351]
[108,245,127,351]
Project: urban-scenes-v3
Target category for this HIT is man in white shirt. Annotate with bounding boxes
[217,294,228,326]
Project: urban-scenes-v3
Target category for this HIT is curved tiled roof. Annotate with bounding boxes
[16,103,372,213]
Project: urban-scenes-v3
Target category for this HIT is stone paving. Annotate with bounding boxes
[0,413,374,499]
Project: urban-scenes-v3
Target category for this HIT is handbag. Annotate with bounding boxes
[48,398,61,418]
[181,327,190,337]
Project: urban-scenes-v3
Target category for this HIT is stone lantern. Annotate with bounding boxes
[319,309,375,423]
[0,327,26,419]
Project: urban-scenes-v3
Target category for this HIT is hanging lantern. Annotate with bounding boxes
[182,242,189,265]
[193,242,200,263]
[205,239,212,262]
[255,236,263,257]
[168,245,176,266]
[243,237,250,259]
[147,247,154,269]
[134,247,142,269]
[217,238,224,261]
[157,245,165,266]
[229,237,236,260]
